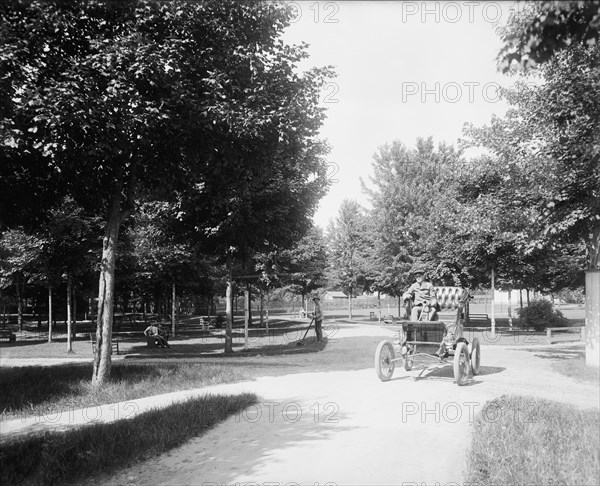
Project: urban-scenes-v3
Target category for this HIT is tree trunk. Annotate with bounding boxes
[66,275,73,353]
[244,287,250,350]
[301,293,306,316]
[16,275,23,332]
[378,291,381,323]
[48,284,53,343]
[259,292,264,327]
[586,269,599,367]
[348,287,353,320]
[507,286,513,330]
[225,254,233,354]
[265,291,270,334]
[246,284,252,326]
[92,190,122,386]
[519,289,523,311]
[73,289,77,341]
[526,288,530,306]
[490,268,496,336]
[171,282,176,338]
[36,298,41,330]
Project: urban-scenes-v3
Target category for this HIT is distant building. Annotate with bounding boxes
[323,291,347,301]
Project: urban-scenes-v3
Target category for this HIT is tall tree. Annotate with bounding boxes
[362,138,462,299]
[282,226,328,311]
[0,229,45,330]
[41,198,100,345]
[326,200,371,318]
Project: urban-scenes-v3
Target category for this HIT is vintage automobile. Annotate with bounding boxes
[374,286,481,386]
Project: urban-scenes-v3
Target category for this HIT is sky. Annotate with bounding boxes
[281,0,519,229]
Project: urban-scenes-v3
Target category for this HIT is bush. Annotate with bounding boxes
[557,288,585,304]
[517,299,569,331]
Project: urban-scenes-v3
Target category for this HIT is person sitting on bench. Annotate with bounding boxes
[402,268,439,321]
[144,323,170,348]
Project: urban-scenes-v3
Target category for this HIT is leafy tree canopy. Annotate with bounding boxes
[498,0,600,72]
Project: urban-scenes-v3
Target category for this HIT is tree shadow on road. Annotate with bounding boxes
[90,398,357,486]
[515,344,585,361]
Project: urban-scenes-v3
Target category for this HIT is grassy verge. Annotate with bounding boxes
[0,392,257,486]
[466,395,599,486]
[1,363,248,420]
[552,355,600,383]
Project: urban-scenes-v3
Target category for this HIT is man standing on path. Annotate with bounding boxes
[313,295,323,342]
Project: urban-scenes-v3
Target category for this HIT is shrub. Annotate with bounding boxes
[557,288,585,304]
[517,299,569,331]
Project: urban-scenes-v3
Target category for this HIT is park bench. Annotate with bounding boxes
[89,333,120,355]
[546,326,586,344]
[199,316,216,331]
[0,329,17,342]
[465,313,490,327]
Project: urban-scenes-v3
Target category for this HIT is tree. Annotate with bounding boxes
[41,198,100,346]
[326,200,371,318]
[0,229,45,330]
[127,199,200,336]
[282,226,328,311]
[362,138,463,305]
[173,15,333,352]
[498,1,600,72]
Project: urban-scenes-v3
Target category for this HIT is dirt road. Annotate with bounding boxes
[88,322,598,486]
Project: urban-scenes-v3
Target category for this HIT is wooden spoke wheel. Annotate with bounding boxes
[375,340,395,381]
[453,342,470,386]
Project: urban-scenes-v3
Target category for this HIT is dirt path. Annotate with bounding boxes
[88,322,598,486]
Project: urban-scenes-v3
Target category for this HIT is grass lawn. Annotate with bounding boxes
[0,392,257,486]
[0,362,249,420]
[552,354,600,383]
[466,395,600,486]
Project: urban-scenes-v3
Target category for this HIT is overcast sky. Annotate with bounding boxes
[282,0,519,229]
